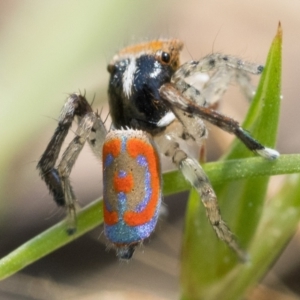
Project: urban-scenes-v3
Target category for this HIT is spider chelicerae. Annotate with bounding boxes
[37,39,279,260]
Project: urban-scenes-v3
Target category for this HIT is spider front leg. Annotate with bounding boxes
[155,133,247,261]
[171,53,263,107]
[160,84,279,160]
[37,93,107,233]
[158,83,279,261]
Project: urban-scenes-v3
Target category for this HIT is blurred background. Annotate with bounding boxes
[1,1,300,299]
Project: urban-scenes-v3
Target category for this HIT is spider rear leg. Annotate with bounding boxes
[56,112,101,233]
[160,84,279,160]
[37,93,106,233]
[155,133,247,261]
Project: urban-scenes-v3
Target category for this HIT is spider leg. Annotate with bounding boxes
[202,67,234,106]
[37,93,106,233]
[56,112,103,233]
[172,53,262,106]
[235,70,256,101]
[155,133,247,261]
[160,83,279,160]
[172,67,234,107]
[173,52,263,80]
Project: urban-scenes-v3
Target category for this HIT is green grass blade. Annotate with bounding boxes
[218,174,300,299]
[181,23,283,300]
[0,200,103,280]
[1,154,300,280]
[225,23,282,159]
[220,22,282,244]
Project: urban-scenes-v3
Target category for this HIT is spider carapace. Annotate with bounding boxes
[37,39,279,260]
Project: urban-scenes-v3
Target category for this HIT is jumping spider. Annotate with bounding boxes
[37,39,279,260]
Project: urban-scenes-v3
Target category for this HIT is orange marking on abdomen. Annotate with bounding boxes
[103,203,118,225]
[103,137,122,226]
[103,138,121,160]
[113,172,134,193]
[124,138,160,226]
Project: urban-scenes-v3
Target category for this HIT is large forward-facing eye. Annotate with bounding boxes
[107,63,115,73]
[161,51,171,64]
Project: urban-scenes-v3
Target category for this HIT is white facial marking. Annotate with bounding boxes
[149,60,162,78]
[122,58,137,98]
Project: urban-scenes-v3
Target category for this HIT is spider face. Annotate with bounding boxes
[38,39,279,260]
[107,40,183,134]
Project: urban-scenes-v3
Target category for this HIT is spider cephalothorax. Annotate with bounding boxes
[38,39,279,260]
[107,40,183,134]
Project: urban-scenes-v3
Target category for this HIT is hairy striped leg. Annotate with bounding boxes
[160,84,279,160]
[155,132,247,261]
[37,94,107,233]
[157,82,279,260]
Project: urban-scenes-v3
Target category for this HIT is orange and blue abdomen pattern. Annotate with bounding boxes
[103,130,161,248]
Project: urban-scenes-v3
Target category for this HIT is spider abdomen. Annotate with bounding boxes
[102,129,161,259]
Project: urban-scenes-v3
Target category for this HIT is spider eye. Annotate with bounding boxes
[161,52,170,63]
[107,64,115,73]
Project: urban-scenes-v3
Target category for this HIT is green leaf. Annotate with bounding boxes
[181,23,283,300]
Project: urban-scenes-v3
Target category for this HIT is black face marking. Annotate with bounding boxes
[108,54,175,133]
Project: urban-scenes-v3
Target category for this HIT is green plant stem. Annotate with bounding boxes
[0,154,299,280]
